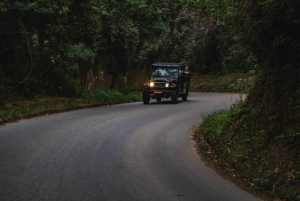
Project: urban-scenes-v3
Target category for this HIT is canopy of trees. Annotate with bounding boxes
[0,0,185,96]
[0,0,259,97]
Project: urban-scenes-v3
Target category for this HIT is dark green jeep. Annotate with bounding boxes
[142,62,191,104]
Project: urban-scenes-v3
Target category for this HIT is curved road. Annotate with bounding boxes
[0,93,262,201]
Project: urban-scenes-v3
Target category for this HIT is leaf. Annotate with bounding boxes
[274,134,285,140]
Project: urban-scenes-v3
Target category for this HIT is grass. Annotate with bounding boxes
[0,90,141,124]
[192,71,300,200]
[191,72,255,93]
[193,102,300,201]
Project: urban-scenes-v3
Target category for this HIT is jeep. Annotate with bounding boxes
[142,62,191,104]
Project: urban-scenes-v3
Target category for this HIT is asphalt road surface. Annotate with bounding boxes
[0,93,262,201]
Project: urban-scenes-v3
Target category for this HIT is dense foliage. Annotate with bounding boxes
[0,0,260,102]
[0,0,171,98]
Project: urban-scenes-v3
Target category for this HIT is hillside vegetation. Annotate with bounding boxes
[0,1,299,200]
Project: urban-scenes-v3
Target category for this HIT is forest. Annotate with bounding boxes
[0,0,264,97]
[0,0,299,200]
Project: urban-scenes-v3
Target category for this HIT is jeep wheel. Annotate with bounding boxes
[142,92,150,104]
[171,91,178,104]
[182,93,187,101]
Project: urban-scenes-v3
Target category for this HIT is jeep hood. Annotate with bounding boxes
[150,77,177,82]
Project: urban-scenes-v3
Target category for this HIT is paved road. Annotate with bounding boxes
[0,93,262,201]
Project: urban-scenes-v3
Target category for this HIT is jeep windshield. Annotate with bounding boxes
[151,67,178,77]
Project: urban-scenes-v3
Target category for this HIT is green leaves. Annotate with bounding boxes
[0,0,7,12]
[12,0,72,14]
[26,2,59,13]
[66,43,95,60]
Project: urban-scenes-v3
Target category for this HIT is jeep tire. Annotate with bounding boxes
[142,92,150,104]
[182,93,187,101]
[171,91,178,104]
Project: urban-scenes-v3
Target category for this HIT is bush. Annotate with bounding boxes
[82,90,140,103]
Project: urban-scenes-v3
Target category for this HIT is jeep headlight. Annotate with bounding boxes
[165,83,170,88]
[149,82,154,87]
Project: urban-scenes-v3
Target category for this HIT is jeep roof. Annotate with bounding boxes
[151,62,186,68]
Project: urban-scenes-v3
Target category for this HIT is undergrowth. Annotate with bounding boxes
[0,90,141,124]
[194,101,300,201]
[191,72,255,93]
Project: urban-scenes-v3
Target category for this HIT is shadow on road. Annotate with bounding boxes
[145,99,194,105]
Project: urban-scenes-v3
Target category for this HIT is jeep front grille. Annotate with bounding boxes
[154,82,166,87]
